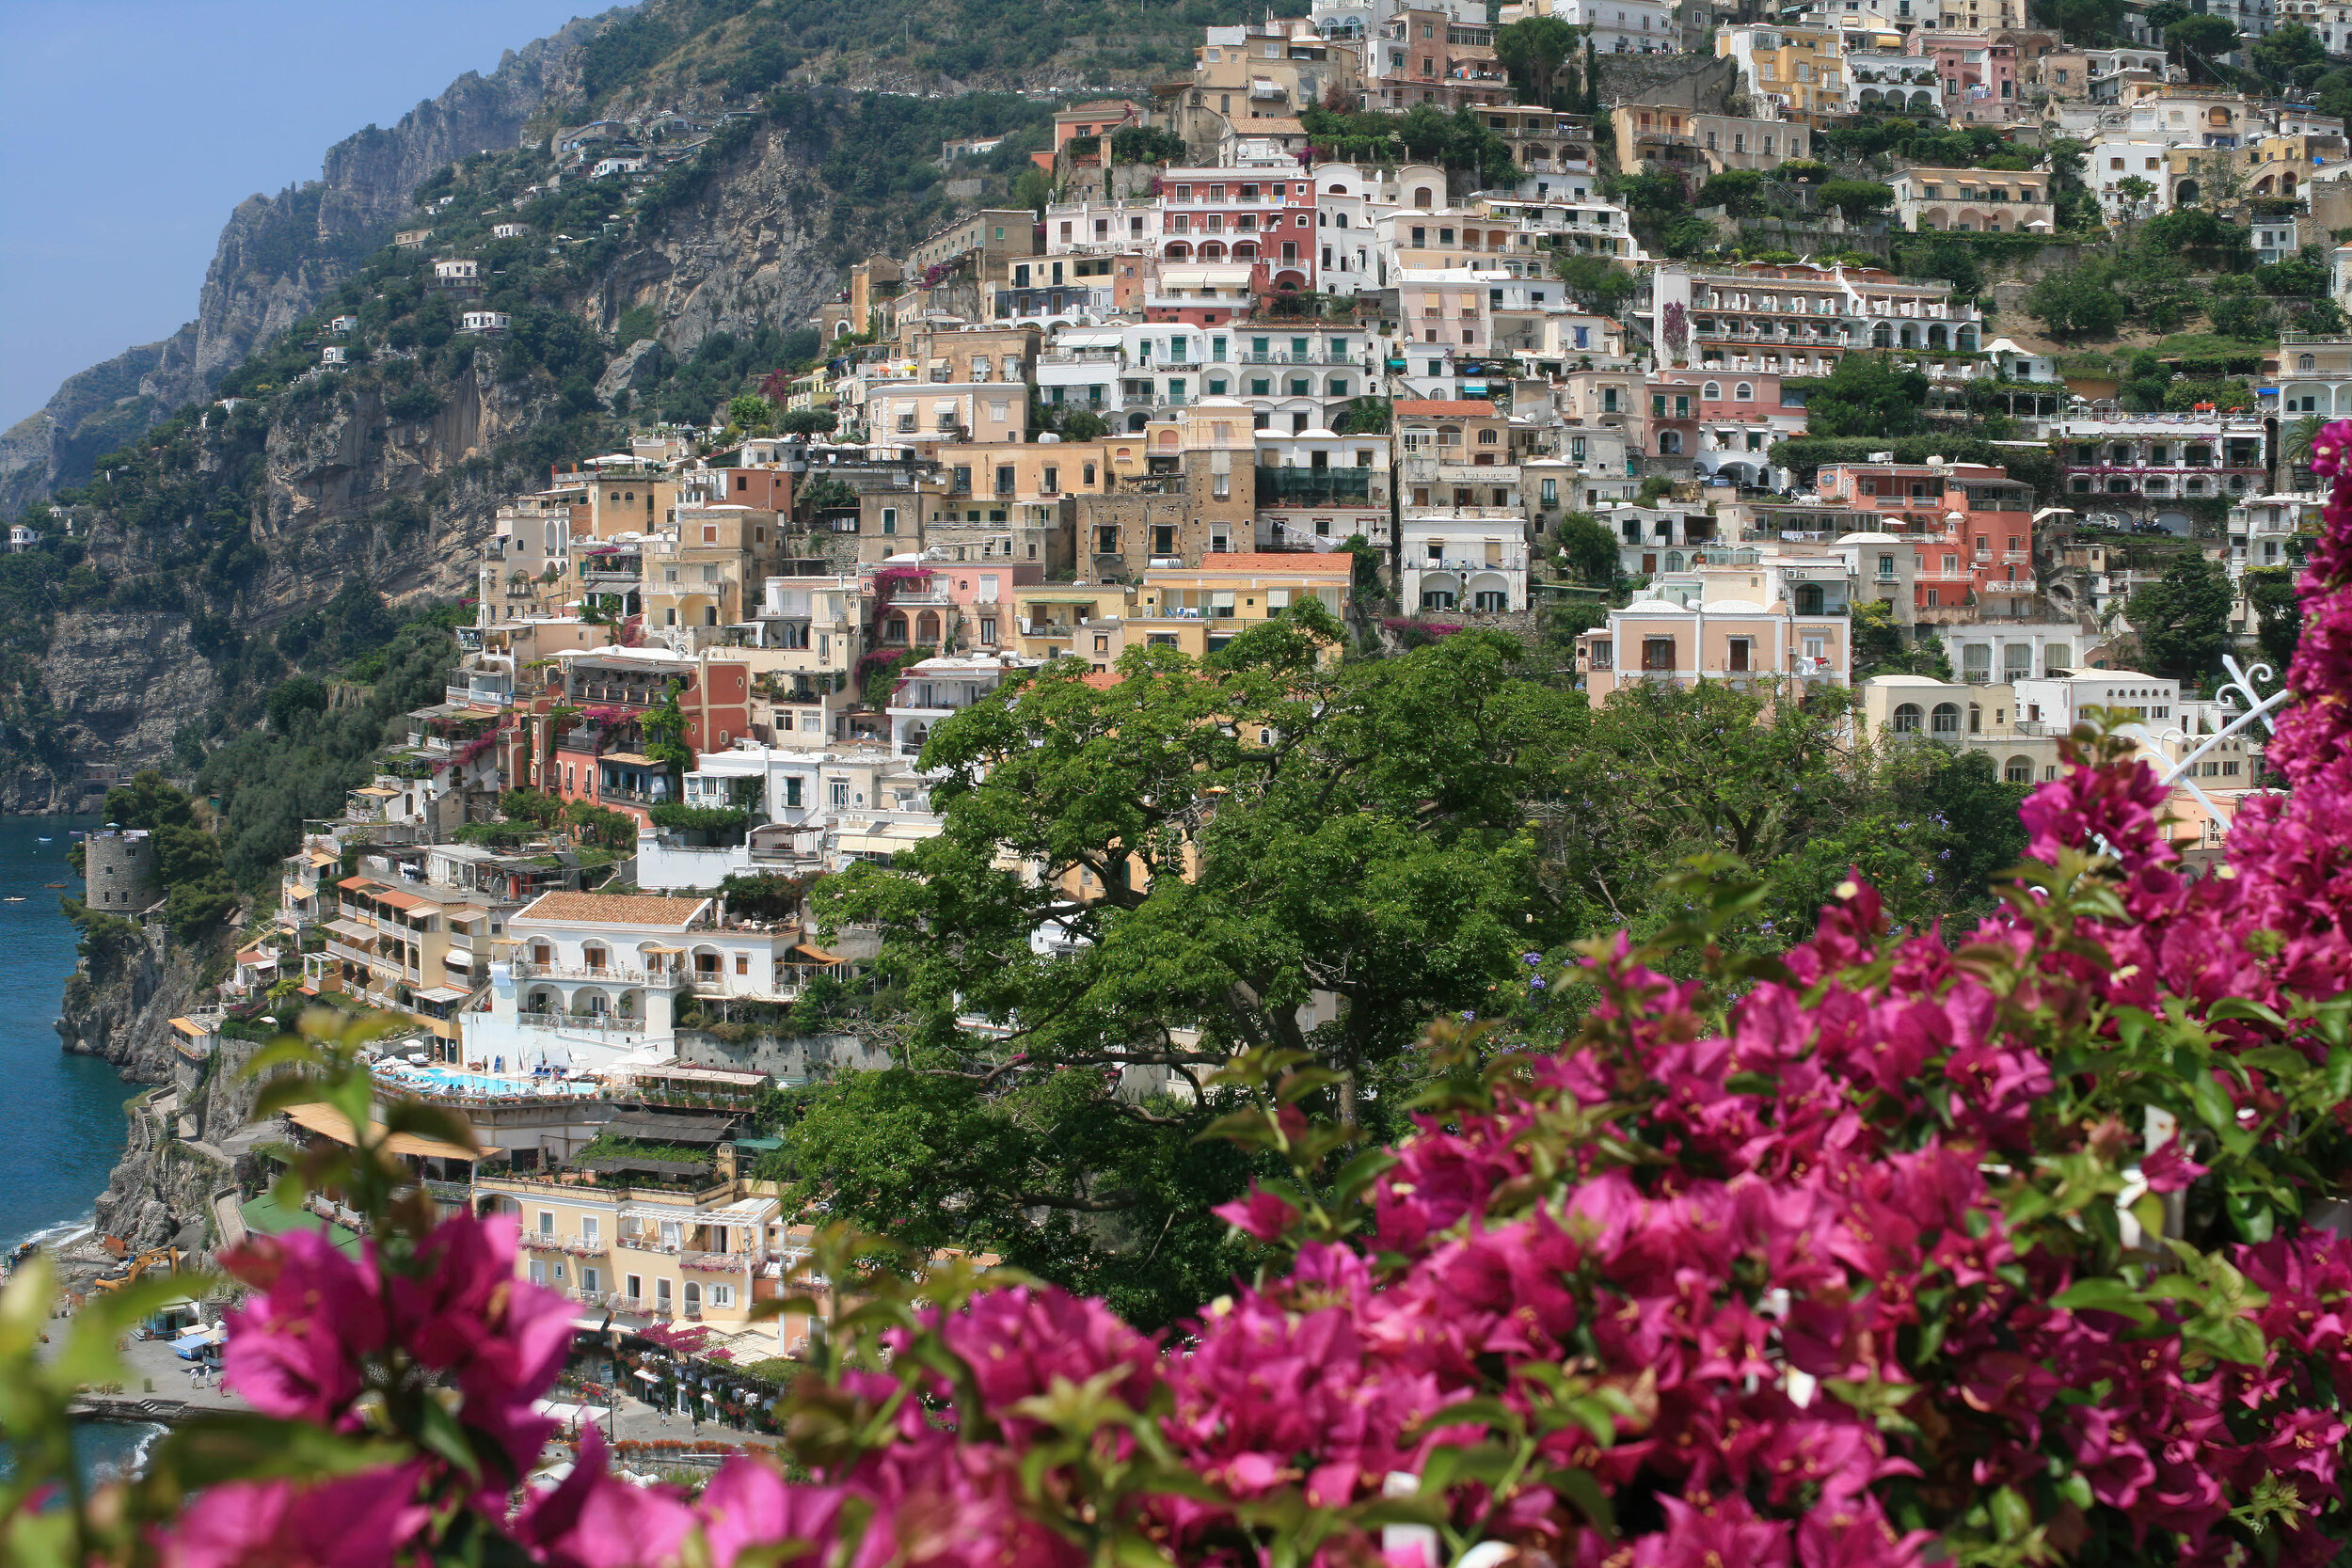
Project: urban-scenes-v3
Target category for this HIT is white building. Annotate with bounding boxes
[434,258,479,282]
[886,653,1046,767]
[1937,622,2083,686]
[2254,214,2300,265]
[1521,0,1677,53]
[465,891,812,1073]
[461,311,512,334]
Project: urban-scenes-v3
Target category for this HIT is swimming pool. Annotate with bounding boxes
[376,1063,601,1099]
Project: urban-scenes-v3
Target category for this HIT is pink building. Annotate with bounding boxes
[1909,33,2020,124]
[1580,582,1851,702]
[1156,168,1319,292]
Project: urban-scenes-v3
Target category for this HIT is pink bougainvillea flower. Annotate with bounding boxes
[153,1462,427,1568]
[217,1228,388,1426]
[514,1429,697,1568]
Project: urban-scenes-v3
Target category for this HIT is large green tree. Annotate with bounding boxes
[2026,263,2128,339]
[1494,16,1582,107]
[2127,548,2234,680]
[1784,354,1929,439]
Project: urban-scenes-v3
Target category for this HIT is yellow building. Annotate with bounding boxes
[476,1157,784,1339]
[1131,554,1354,657]
[1717,25,1845,126]
[319,874,493,1046]
[641,505,785,635]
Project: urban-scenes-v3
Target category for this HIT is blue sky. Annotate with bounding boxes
[0,1,602,427]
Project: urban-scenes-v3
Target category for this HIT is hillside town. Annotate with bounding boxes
[26,8,2352,1544]
[82,0,2331,1375]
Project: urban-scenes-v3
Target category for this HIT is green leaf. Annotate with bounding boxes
[378,1099,483,1155]
[2051,1276,2156,1325]
[137,1413,407,1497]
[2325,1044,2352,1103]
[2226,1188,2277,1243]
[2186,1071,2239,1133]
[414,1396,483,1481]
[2209,996,2288,1030]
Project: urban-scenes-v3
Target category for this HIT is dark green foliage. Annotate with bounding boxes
[1109,125,1186,165]
[2026,264,2129,339]
[1553,512,1619,586]
[646,802,749,841]
[2243,565,2304,680]
[776,407,837,435]
[716,871,815,922]
[1851,600,1952,679]
[1695,169,1769,217]
[100,770,237,944]
[199,619,458,888]
[1782,355,1930,439]
[2127,550,2234,681]
[1816,180,1897,221]
[264,675,328,733]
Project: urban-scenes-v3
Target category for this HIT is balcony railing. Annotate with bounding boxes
[517,1011,647,1034]
[511,960,655,984]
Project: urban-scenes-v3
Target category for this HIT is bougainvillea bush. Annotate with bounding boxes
[8,457,2352,1566]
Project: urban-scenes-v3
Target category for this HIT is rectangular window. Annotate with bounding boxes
[830,782,850,807]
[1642,637,1676,672]
[538,1212,555,1236]
[581,1267,599,1294]
[627,1274,643,1303]
[582,1217,599,1243]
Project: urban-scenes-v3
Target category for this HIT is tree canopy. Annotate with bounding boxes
[2127,548,2234,681]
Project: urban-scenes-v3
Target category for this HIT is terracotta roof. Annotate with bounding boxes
[1060,98,1140,117]
[1080,671,1125,689]
[1395,400,1500,417]
[517,891,710,927]
[1244,117,1308,134]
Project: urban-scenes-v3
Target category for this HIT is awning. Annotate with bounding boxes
[642,943,685,954]
[169,1017,212,1040]
[373,887,431,911]
[415,984,476,1005]
[283,1101,478,1162]
[325,918,377,943]
[600,752,662,768]
[789,943,846,964]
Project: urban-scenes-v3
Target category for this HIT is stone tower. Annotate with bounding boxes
[84,828,159,915]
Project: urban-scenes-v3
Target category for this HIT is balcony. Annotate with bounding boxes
[517,1011,646,1034]
[511,960,656,984]
[1414,554,1532,574]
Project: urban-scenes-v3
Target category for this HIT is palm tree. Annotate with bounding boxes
[2285,412,2327,486]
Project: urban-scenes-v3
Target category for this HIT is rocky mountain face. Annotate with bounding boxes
[0,14,608,517]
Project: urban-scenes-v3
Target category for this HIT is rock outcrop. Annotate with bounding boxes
[0,13,609,516]
[58,925,204,1084]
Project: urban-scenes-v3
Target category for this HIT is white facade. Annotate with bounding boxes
[1533,0,1676,53]
[1938,622,2082,686]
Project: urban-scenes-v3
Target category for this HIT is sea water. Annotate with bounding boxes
[0,816,119,1258]
[0,817,169,1481]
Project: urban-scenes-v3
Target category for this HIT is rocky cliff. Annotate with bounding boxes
[0,14,609,517]
[58,925,205,1084]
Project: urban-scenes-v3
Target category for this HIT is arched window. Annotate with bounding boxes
[2301,354,2317,371]
[2005,755,2033,784]
[582,943,608,973]
[1892,703,1923,734]
[1478,428,1499,444]
[1931,702,1961,736]
[1702,381,1722,399]
[1735,383,1754,401]
[1412,186,1434,209]
[1659,432,1683,454]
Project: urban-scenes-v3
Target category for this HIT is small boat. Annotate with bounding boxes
[37,837,50,843]
[4,896,26,903]
[42,882,63,889]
